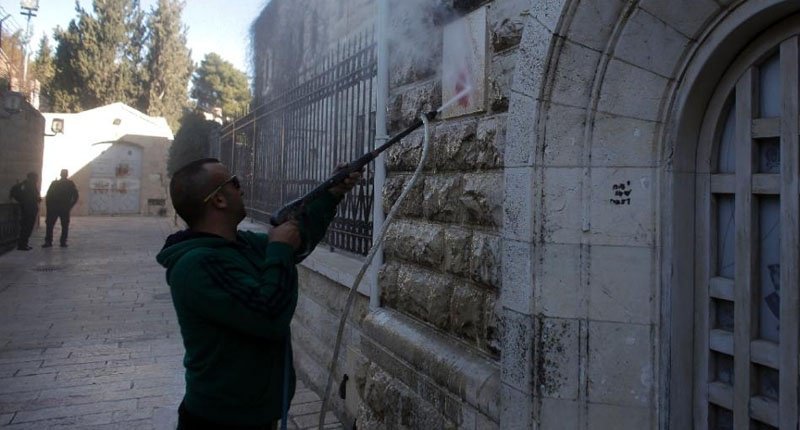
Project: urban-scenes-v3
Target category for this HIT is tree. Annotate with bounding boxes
[88,0,148,108]
[50,18,86,111]
[168,111,217,176]
[191,53,251,117]
[31,36,55,107]
[50,0,147,112]
[0,29,25,91]
[145,0,193,130]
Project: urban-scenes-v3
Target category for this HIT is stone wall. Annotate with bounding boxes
[0,101,45,254]
[292,265,371,430]
[356,1,530,428]
[0,101,45,201]
[250,0,800,428]
[66,137,172,217]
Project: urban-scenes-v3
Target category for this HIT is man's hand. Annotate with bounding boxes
[329,163,363,197]
[270,220,301,250]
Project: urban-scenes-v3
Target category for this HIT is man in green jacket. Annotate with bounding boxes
[156,158,360,430]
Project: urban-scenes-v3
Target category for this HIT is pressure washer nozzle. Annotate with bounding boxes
[424,110,438,121]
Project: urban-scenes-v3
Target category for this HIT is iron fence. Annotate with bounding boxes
[215,30,377,256]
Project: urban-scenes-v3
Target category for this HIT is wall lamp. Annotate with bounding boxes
[43,118,65,136]
[51,118,64,134]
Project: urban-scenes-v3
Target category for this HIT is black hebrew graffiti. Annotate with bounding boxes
[610,181,632,205]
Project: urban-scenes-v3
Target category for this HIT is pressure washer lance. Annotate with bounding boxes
[269,110,439,228]
[313,112,434,430]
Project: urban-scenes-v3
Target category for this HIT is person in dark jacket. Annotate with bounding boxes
[43,169,79,248]
[9,172,40,251]
[156,158,360,430]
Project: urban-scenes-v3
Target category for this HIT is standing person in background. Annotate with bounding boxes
[9,172,41,251]
[43,169,79,248]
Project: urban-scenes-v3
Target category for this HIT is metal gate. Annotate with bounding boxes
[89,143,143,215]
[215,30,377,255]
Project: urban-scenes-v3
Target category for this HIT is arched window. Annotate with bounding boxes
[697,29,799,429]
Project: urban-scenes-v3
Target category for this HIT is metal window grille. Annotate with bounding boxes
[214,30,377,256]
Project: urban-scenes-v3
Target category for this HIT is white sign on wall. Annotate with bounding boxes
[441,6,487,119]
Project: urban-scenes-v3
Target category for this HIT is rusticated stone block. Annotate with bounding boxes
[389,40,441,89]
[484,293,501,356]
[491,16,525,53]
[383,174,424,217]
[487,52,515,113]
[460,172,503,227]
[379,261,402,308]
[396,265,454,331]
[388,80,442,133]
[469,232,501,288]
[384,220,445,268]
[449,283,489,345]
[475,116,504,169]
[432,120,478,171]
[386,131,424,172]
[443,227,472,277]
[357,403,382,430]
[423,174,463,222]
[359,363,455,430]
[387,93,405,133]
[362,363,398,422]
[387,1,443,89]
[488,0,529,51]
[391,58,440,91]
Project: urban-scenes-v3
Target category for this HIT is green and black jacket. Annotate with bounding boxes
[156,192,340,426]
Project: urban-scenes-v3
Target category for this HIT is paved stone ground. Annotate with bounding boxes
[0,216,342,430]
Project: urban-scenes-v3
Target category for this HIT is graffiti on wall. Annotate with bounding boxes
[89,145,142,214]
[610,181,632,205]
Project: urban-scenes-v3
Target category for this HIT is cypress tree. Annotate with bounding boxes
[31,36,55,110]
[145,0,193,131]
[50,0,147,112]
[168,111,216,176]
[191,52,251,117]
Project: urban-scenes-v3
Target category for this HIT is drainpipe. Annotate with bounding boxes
[370,0,389,310]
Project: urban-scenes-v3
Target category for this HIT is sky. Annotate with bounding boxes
[0,0,269,75]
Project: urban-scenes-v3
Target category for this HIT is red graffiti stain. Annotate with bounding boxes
[116,164,130,177]
[455,68,471,108]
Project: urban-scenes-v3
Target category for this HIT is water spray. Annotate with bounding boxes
[437,84,472,113]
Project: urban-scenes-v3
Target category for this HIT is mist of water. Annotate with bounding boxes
[386,0,452,73]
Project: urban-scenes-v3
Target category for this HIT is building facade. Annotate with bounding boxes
[243,0,800,428]
[0,97,45,254]
[42,103,174,217]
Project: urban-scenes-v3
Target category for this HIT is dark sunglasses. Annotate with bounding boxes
[202,175,241,203]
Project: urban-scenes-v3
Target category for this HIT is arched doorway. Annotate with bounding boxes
[691,16,800,430]
[89,142,143,215]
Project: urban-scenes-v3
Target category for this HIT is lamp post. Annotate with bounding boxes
[19,0,38,89]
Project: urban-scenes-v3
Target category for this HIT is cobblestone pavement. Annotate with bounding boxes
[0,216,342,430]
